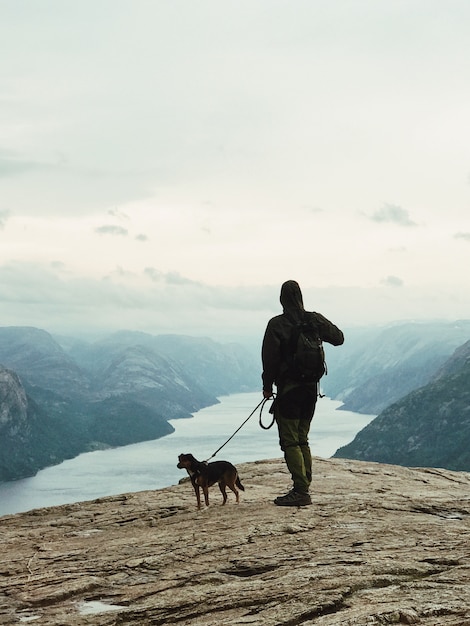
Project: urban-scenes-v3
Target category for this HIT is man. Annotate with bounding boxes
[262,280,344,506]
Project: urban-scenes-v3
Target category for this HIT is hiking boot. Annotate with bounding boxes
[274,489,312,507]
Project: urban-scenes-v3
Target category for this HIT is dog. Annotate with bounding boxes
[177,453,245,509]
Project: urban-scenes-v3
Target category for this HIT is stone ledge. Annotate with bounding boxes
[1,456,469,625]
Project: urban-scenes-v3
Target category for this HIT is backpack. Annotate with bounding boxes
[283,312,326,383]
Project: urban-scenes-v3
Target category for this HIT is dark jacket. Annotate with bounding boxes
[261,280,344,393]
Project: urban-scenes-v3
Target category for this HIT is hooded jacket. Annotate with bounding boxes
[261,280,344,393]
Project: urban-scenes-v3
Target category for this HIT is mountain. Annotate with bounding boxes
[0,327,90,398]
[322,320,470,414]
[151,333,258,396]
[0,367,87,481]
[334,340,470,471]
[65,330,258,400]
[0,327,260,481]
[0,359,174,481]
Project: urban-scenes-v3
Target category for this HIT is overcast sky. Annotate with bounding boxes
[1,1,469,343]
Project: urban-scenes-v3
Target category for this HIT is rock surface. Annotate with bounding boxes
[1,457,470,625]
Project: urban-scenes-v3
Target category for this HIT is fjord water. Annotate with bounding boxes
[0,392,375,516]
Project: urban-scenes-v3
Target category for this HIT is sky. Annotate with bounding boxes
[1,0,469,344]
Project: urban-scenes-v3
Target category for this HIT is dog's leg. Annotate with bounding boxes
[202,484,210,507]
[193,483,202,509]
[218,481,228,505]
[227,481,240,503]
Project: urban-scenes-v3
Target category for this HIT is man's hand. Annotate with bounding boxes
[263,389,273,399]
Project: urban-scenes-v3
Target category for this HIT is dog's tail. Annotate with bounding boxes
[236,476,245,491]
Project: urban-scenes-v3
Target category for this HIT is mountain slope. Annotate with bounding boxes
[0,367,86,480]
[67,330,259,398]
[323,320,470,414]
[0,326,90,398]
[334,340,470,471]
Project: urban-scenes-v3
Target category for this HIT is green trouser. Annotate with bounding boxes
[275,383,316,493]
[276,415,312,493]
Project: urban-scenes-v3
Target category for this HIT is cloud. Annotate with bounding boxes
[0,210,10,228]
[0,2,465,222]
[143,268,201,287]
[0,0,469,335]
[143,268,162,283]
[0,261,274,341]
[302,205,323,214]
[108,208,130,221]
[0,261,469,346]
[369,204,417,227]
[454,232,470,242]
[95,225,128,237]
[165,272,201,287]
[0,150,49,178]
[381,275,404,288]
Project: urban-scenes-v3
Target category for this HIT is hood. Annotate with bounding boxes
[280,280,305,318]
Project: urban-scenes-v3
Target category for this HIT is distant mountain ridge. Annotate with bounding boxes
[0,327,260,481]
[322,320,470,414]
[334,339,470,471]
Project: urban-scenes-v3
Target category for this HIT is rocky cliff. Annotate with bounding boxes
[334,340,470,471]
[0,367,86,481]
[1,457,469,625]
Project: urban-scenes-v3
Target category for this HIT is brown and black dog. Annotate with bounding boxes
[177,453,245,509]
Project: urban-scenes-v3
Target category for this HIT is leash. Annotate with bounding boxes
[205,396,276,461]
[258,395,276,430]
